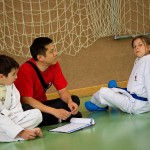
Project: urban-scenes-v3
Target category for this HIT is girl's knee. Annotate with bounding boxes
[99,87,110,96]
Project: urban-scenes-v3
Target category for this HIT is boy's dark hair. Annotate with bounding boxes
[0,55,19,77]
[131,35,150,48]
[30,37,53,60]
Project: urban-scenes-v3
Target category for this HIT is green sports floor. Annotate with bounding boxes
[1,96,150,150]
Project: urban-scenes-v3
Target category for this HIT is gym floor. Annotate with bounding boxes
[1,96,150,150]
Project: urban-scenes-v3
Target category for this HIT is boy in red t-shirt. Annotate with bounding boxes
[15,37,82,126]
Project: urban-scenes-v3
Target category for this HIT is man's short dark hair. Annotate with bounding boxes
[30,37,53,60]
[0,55,19,77]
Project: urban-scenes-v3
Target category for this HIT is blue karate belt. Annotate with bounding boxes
[121,88,148,101]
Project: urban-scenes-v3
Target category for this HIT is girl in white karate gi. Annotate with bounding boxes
[85,35,150,114]
[0,55,43,142]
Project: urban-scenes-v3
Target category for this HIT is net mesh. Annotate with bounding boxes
[0,0,150,57]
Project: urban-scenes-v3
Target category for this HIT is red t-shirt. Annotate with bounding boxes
[15,58,67,102]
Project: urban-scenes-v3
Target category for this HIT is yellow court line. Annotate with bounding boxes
[46,81,128,100]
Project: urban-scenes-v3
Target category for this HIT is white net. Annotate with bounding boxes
[0,0,150,57]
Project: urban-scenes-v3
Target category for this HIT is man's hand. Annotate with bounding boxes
[52,108,71,120]
[68,101,78,115]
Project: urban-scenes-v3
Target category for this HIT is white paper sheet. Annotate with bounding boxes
[48,118,95,133]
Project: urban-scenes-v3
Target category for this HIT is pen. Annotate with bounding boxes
[58,118,62,123]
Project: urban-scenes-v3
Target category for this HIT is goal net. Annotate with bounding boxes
[0,0,150,57]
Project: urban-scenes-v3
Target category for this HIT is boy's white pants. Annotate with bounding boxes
[91,87,150,114]
[0,109,42,142]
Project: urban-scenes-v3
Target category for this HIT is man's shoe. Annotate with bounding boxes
[84,101,108,111]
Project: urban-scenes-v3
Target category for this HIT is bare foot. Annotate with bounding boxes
[17,129,36,140]
[33,127,43,137]
[17,128,43,140]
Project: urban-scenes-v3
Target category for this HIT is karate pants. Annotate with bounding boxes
[0,109,42,142]
[91,87,150,114]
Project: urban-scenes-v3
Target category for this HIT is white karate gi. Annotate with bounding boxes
[91,55,150,114]
[0,84,42,142]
